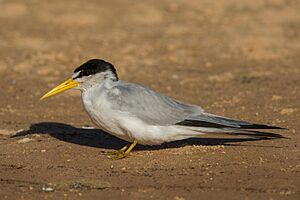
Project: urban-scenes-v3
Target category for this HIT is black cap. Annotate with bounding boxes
[73,59,118,80]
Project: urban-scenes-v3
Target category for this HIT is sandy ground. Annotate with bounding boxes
[0,0,299,199]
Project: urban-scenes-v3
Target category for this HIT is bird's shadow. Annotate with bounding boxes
[12,122,282,151]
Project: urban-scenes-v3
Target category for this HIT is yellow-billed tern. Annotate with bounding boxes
[41,59,284,159]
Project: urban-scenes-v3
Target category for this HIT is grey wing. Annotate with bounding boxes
[108,81,283,130]
[107,81,204,125]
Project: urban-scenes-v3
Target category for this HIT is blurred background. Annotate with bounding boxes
[0,1,299,199]
[1,0,299,130]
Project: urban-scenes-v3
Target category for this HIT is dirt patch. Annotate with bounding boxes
[0,0,299,199]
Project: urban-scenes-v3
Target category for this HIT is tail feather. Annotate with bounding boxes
[183,127,286,139]
[219,129,286,138]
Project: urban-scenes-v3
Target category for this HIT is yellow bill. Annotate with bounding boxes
[40,78,79,100]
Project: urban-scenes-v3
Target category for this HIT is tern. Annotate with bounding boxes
[41,59,284,159]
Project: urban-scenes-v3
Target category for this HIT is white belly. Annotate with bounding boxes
[81,88,200,145]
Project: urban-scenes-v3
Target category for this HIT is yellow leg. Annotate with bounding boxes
[105,143,131,156]
[113,140,138,160]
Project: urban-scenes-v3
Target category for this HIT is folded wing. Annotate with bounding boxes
[108,81,284,138]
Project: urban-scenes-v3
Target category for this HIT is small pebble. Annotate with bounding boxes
[174,196,185,200]
[73,181,82,189]
[42,185,54,192]
[172,74,179,79]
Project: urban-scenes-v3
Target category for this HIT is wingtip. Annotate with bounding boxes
[271,125,289,130]
[268,126,287,130]
[241,123,288,130]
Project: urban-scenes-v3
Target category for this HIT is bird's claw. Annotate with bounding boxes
[112,152,129,160]
[104,140,137,160]
[105,150,124,156]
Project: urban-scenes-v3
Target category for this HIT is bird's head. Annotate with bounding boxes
[40,59,118,99]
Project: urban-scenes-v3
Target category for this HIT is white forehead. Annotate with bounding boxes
[72,71,80,79]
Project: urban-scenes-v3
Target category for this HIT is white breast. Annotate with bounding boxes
[81,86,135,142]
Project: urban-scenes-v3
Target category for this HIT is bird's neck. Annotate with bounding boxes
[81,78,118,115]
[105,78,119,88]
[79,77,118,92]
